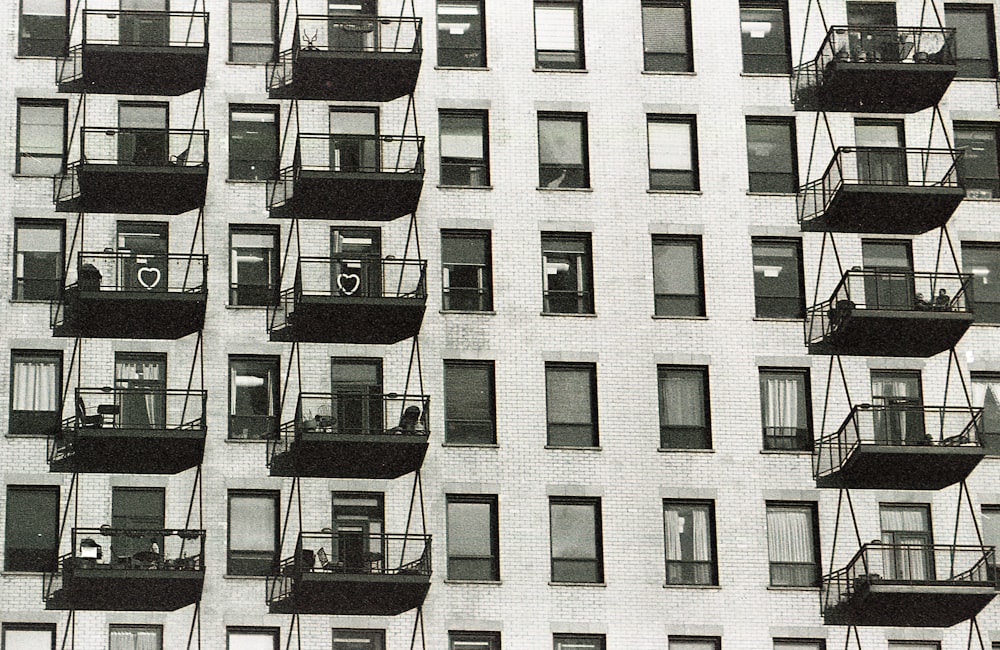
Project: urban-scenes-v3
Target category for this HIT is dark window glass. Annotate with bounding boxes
[760,368,812,451]
[437,0,486,67]
[752,238,805,318]
[227,628,279,650]
[747,117,798,193]
[648,115,698,190]
[653,236,704,316]
[17,99,66,176]
[981,505,1000,564]
[444,360,496,444]
[447,495,499,580]
[669,638,721,650]
[554,636,605,650]
[229,356,279,439]
[955,123,1000,198]
[861,239,917,310]
[774,642,825,650]
[450,631,501,650]
[109,626,163,650]
[766,502,820,586]
[440,110,490,186]
[549,498,603,583]
[946,4,998,78]
[229,105,278,180]
[10,350,61,436]
[442,230,493,311]
[13,220,64,301]
[740,1,791,73]
[230,226,279,306]
[972,372,1000,441]
[541,233,594,314]
[4,485,59,572]
[963,242,1000,323]
[854,119,907,185]
[538,113,589,188]
[332,629,385,650]
[2,624,56,650]
[19,0,68,56]
[230,0,276,63]
[534,0,584,69]
[228,491,278,575]
[642,0,692,72]
[658,366,711,449]
[663,500,718,585]
[545,362,598,447]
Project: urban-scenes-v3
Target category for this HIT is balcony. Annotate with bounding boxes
[798,147,964,234]
[51,252,207,339]
[47,527,205,611]
[266,15,421,101]
[268,392,429,478]
[48,387,207,474]
[792,26,957,112]
[821,543,996,626]
[806,270,973,357]
[55,128,208,214]
[814,404,985,489]
[268,256,426,344]
[266,134,424,220]
[56,10,208,95]
[266,532,430,615]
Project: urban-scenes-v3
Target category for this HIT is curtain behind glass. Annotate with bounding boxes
[761,375,800,444]
[12,357,57,411]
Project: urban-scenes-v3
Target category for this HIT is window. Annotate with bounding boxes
[229,105,278,181]
[230,0,276,63]
[4,485,59,572]
[437,0,486,67]
[752,238,805,318]
[534,0,584,69]
[663,499,718,585]
[2,624,55,650]
[972,372,1000,440]
[658,365,711,449]
[537,113,589,188]
[14,220,64,301]
[109,626,163,650]
[440,110,490,187]
[766,502,820,586]
[227,628,279,650]
[227,491,279,575]
[946,4,997,78]
[981,505,1000,565]
[9,350,61,436]
[444,360,496,444]
[963,242,1000,323]
[670,639,721,650]
[746,117,798,193]
[19,0,67,56]
[759,368,812,451]
[230,226,279,306]
[545,362,598,447]
[880,504,934,580]
[450,632,501,650]
[648,115,699,191]
[549,498,603,583]
[887,644,939,650]
[652,236,705,316]
[541,233,594,314]
[554,636,604,650]
[447,495,499,580]
[954,123,1000,198]
[17,99,66,176]
[442,230,493,311]
[642,0,693,72]
[774,642,825,650]
[229,356,279,439]
[332,629,385,650]
[740,1,791,73]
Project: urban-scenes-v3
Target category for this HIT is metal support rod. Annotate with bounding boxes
[963,480,986,547]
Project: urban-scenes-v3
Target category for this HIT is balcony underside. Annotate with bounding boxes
[48,568,204,611]
[270,434,428,478]
[54,290,206,339]
[59,45,208,95]
[270,298,425,344]
[270,51,420,101]
[269,573,429,615]
[801,185,965,234]
[270,172,423,220]
[797,62,956,112]
[809,310,973,357]
[816,444,986,490]
[59,165,207,215]
[823,582,996,627]
[50,430,205,474]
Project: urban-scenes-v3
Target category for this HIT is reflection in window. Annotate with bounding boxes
[946,4,997,79]
[653,236,704,316]
[19,0,68,56]
[227,628,279,650]
[752,238,805,318]
[963,242,1000,323]
[229,356,279,439]
[648,115,698,190]
[4,485,59,572]
[450,631,501,650]
[554,635,604,650]
[549,498,603,583]
[740,1,791,73]
[642,0,693,72]
[663,500,717,585]
[542,233,594,314]
[437,0,486,67]
[228,491,279,575]
[658,366,711,449]
[230,227,278,306]
[955,123,1000,198]
[534,0,583,69]
[545,362,598,447]
[538,113,589,188]
[14,220,63,301]
[17,99,66,176]
[442,230,493,311]
[746,117,798,193]
[972,372,1000,441]
[440,110,490,187]
[447,495,499,580]
[229,106,278,180]
[332,629,385,650]
[444,360,496,444]
[230,0,276,63]
[2,624,56,650]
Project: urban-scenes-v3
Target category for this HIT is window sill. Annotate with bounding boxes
[544,445,602,451]
[641,70,697,76]
[760,449,813,456]
[752,317,805,323]
[226,61,270,67]
[441,442,499,449]
[224,574,269,580]
[652,315,708,321]
[438,184,493,190]
[5,433,50,439]
[540,311,597,317]
[658,447,715,453]
[226,178,271,184]
[971,321,1000,327]
[226,304,270,310]
[549,581,606,587]
[663,582,721,589]
[647,189,702,195]
[747,191,797,197]
[533,67,588,74]
[9,298,53,304]
[226,437,269,444]
[440,309,496,316]
[444,579,502,585]
[435,65,491,72]
[767,585,820,592]
[2,570,47,576]
[740,72,791,78]
[953,76,998,83]
[962,196,1000,202]
[536,186,593,192]
[12,173,57,179]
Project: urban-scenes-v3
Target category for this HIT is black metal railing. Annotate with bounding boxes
[806,270,973,346]
[76,127,208,166]
[814,404,983,480]
[66,252,207,294]
[62,526,205,572]
[797,146,962,225]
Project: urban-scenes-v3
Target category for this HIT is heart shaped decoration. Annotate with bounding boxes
[137,266,162,290]
[337,273,361,296]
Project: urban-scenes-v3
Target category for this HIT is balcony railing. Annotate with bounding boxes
[68,251,207,294]
[76,127,208,167]
[291,392,429,437]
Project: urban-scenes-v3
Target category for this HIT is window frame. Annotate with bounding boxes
[13,219,65,302]
[16,99,67,176]
[642,0,693,72]
[229,0,278,64]
[229,104,279,181]
[541,232,595,314]
[2,623,57,650]
[439,109,491,187]
[4,485,60,573]
[739,0,792,74]
[446,494,500,581]
[444,359,497,445]
[9,349,63,437]
[669,638,722,650]
[537,112,590,189]
[647,114,700,191]
[765,501,821,587]
[436,0,487,68]
[652,235,706,317]
[746,116,799,193]
[945,3,998,79]
[963,241,1000,323]
[971,371,1000,441]
[18,0,69,57]
[229,225,280,307]
[226,627,280,650]
[663,499,719,586]
[332,629,385,650]
[108,625,163,650]
[442,230,494,312]
[227,490,280,576]
[752,237,806,319]
[548,497,604,584]
[774,641,826,650]
[953,122,1000,199]
[657,365,711,450]
[449,631,501,650]
[553,635,605,650]
[544,361,599,448]
[759,367,813,451]
[228,355,280,440]
[533,0,585,70]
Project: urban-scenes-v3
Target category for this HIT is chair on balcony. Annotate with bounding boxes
[76,396,119,428]
[387,406,420,434]
[169,148,189,167]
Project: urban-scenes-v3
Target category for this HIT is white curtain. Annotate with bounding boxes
[659,371,704,427]
[880,506,929,532]
[230,495,276,553]
[110,629,161,650]
[12,357,57,411]
[762,376,800,441]
[664,509,683,560]
[3,630,54,650]
[766,507,813,564]
[534,5,577,51]
[664,505,711,583]
[116,358,164,425]
[648,121,692,171]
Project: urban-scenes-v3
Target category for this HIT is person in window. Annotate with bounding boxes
[914,292,930,310]
[933,288,951,311]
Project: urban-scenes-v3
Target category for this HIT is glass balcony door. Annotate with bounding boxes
[119,0,169,46]
[331,492,384,571]
[330,228,380,298]
[880,504,934,582]
[329,109,379,172]
[117,222,168,293]
[118,102,168,166]
[855,120,907,184]
[846,1,899,61]
[327,0,376,51]
[871,370,925,445]
[862,240,914,310]
[115,352,166,430]
[111,487,165,567]
[331,358,383,436]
